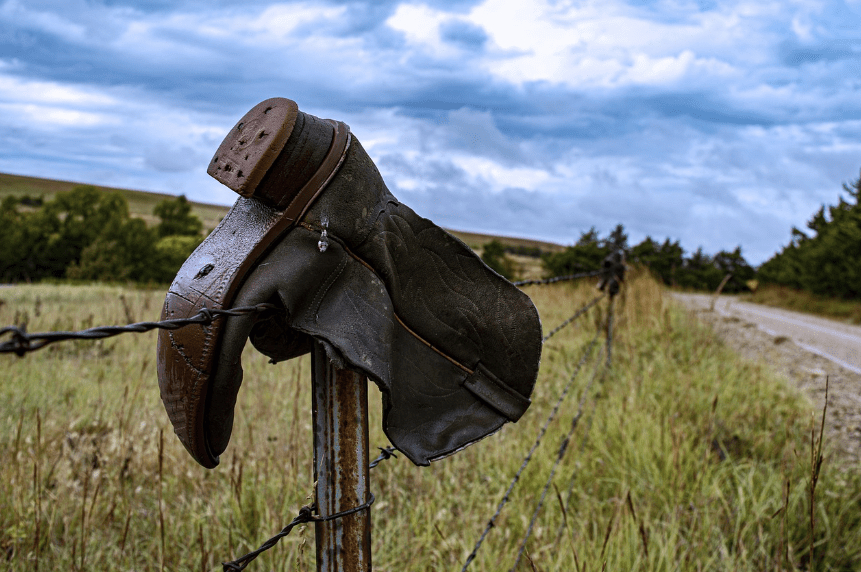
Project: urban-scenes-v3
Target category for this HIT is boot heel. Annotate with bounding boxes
[207,97,299,197]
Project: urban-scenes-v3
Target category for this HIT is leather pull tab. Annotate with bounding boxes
[463,363,531,421]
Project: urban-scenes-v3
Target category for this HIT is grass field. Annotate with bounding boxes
[2,272,861,571]
[744,284,861,325]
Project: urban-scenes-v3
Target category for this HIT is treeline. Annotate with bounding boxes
[540,224,754,293]
[758,171,861,299]
[0,185,204,284]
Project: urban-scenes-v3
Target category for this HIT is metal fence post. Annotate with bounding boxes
[311,341,372,572]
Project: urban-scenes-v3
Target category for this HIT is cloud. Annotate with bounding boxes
[144,144,201,173]
[441,107,519,161]
[440,19,487,49]
[0,0,860,266]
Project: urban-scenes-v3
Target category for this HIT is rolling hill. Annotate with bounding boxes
[0,172,564,253]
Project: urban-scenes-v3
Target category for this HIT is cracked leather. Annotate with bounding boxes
[157,98,542,468]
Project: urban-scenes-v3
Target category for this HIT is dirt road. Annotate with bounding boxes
[674,293,861,464]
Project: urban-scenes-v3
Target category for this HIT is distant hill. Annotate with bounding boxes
[0,171,565,263]
[0,172,230,232]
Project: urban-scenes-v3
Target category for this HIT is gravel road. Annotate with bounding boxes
[674,293,861,465]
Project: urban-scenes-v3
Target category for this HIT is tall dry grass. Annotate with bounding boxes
[1,271,860,571]
[745,284,861,325]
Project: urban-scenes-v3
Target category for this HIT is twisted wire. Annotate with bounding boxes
[513,270,602,287]
[553,289,621,548]
[460,331,601,572]
[222,493,376,571]
[368,446,397,469]
[542,294,605,343]
[0,304,280,356]
[222,444,396,571]
[509,344,607,571]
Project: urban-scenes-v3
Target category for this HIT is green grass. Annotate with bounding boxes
[2,273,861,570]
[744,284,861,325]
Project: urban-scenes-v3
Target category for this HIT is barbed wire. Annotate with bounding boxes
[460,330,602,572]
[464,272,624,571]
[223,444,397,571]
[551,394,601,551]
[509,344,607,571]
[551,289,622,554]
[542,294,605,343]
[368,446,398,468]
[513,270,602,287]
[0,304,280,356]
[222,493,376,571]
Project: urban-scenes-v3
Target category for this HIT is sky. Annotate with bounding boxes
[1,0,860,264]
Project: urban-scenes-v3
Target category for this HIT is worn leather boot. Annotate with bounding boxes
[157,98,542,468]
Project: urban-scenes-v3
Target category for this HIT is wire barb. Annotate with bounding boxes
[369,446,398,469]
[0,303,281,356]
[222,445,395,571]
[221,493,376,571]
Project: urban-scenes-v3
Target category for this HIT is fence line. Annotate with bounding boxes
[463,255,624,570]
[542,294,605,343]
[0,261,625,571]
[509,342,608,571]
[0,304,280,355]
[221,446,399,571]
[0,266,610,356]
[460,298,608,571]
[513,270,602,287]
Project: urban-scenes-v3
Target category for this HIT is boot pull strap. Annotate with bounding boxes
[282,120,350,220]
[463,363,531,422]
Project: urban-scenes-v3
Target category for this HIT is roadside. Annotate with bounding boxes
[674,293,861,465]
[744,284,861,325]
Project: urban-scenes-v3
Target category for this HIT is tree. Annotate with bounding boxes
[151,235,204,283]
[629,237,683,286]
[0,197,28,282]
[713,247,755,293]
[605,223,628,251]
[675,248,720,290]
[0,187,207,284]
[49,187,130,276]
[154,195,203,238]
[542,226,612,277]
[0,186,129,282]
[758,168,861,299]
[481,239,515,280]
[67,218,158,282]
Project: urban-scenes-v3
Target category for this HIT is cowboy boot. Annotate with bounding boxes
[157,98,542,468]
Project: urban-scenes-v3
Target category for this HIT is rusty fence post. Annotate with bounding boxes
[311,341,372,572]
